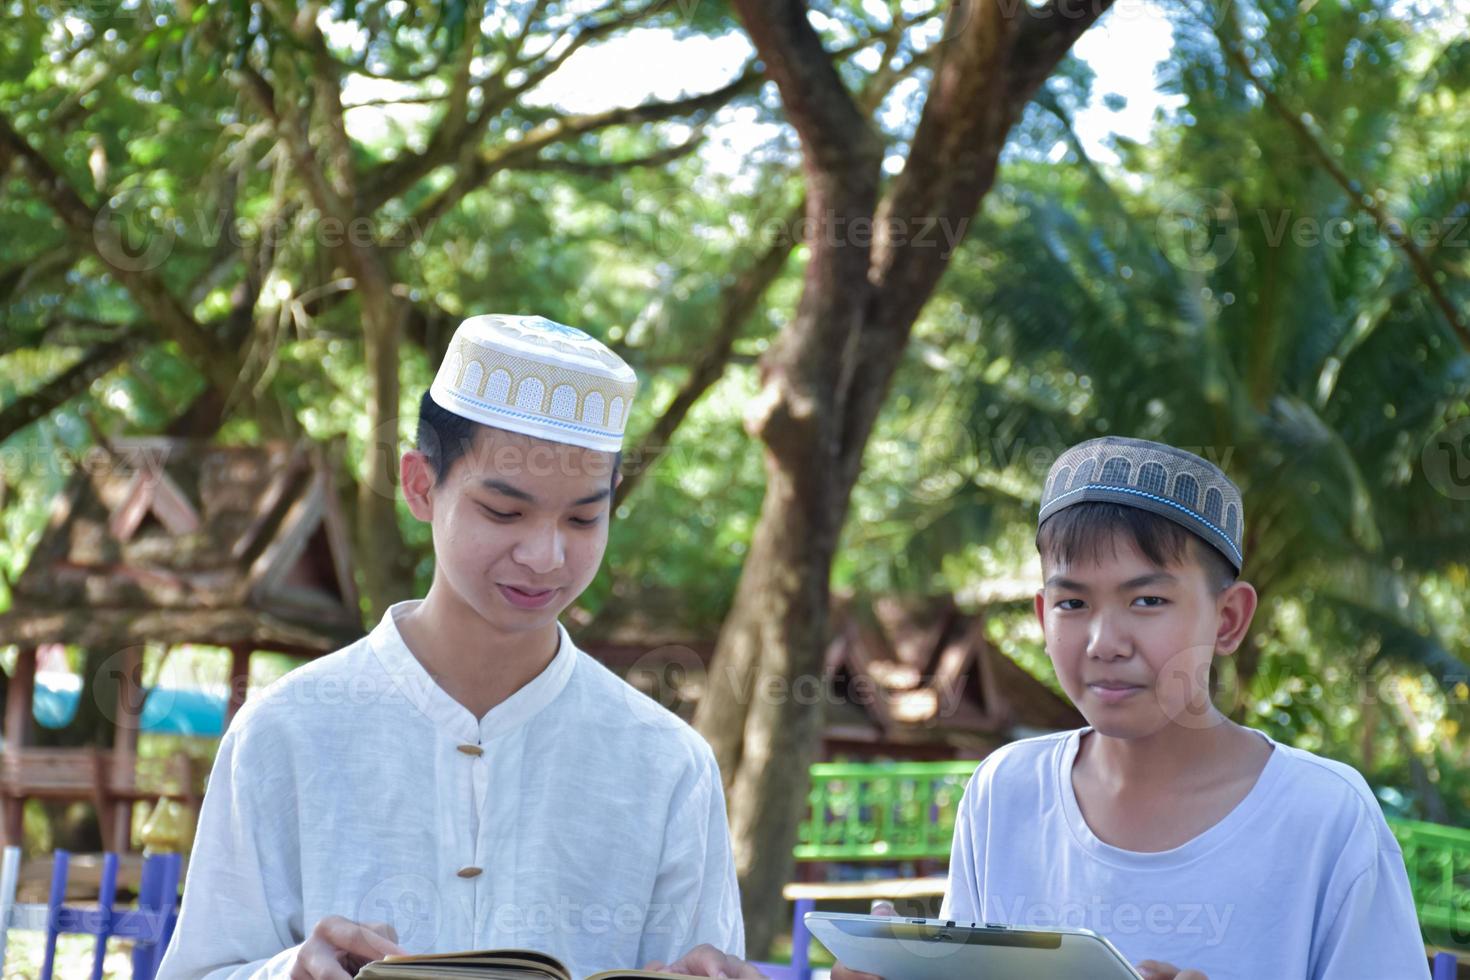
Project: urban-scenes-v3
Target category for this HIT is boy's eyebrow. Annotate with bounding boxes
[482,479,535,502]
[572,487,613,507]
[1120,572,1178,590]
[1044,572,1178,591]
[481,479,611,508]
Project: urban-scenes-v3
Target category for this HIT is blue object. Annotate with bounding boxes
[37,849,181,980]
[32,678,226,737]
[752,898,814,980]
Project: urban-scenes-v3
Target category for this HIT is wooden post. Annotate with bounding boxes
[226,645,252,730]
[1,647,37,848]
[110,645,145,852]
[4,647,36,750]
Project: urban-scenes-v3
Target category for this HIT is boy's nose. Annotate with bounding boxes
[512,523,566,574]
[1086,612,1131,660]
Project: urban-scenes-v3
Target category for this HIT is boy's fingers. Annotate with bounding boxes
[1137,962,1208,980]
[664,945,765,979]
[292,939,355,980]
[361,920,401,946]
[830,964,884,980]
[869,900,897,917]
[316,915,406,959]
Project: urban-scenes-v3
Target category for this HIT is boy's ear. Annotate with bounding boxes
[401,450,437,522]
[1033,589,1047,636]
[1213,581,1259,656]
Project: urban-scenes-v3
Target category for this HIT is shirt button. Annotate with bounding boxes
[457,866,483,879]
[456,744,484,756]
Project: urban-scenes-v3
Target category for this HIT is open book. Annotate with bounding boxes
[355,949,699,980]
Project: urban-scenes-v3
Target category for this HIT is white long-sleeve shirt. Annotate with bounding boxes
[940,728,1428,979]
[157,601,744,980]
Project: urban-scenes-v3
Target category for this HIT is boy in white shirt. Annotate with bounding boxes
[159,315,755,980]
[842,436,1426,980]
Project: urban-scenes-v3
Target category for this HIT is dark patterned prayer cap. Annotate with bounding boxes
[1038,436,1245,573]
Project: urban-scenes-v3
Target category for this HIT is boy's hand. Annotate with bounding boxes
[1137,961,1209,980]
[642,944,766,978]
[830,899,897,980]
[289,915,406,980]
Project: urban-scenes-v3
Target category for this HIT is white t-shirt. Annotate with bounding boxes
[157,601,744,980]
[939,728,1427,979]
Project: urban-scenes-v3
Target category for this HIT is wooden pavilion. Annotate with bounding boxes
[0,438,362,851]
[581,589,1082,759]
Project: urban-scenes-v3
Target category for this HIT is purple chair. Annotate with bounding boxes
[40,849,182,980]
[752,897,815,980]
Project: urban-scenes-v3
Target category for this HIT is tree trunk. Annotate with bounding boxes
[694,0,1115,956]
[353,260,416,621]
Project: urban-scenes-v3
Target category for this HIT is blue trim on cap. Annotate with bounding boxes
[1045,482,1244,566]
[438,386,621,441]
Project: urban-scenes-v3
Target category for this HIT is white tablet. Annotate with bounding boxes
[805,911,1144,980]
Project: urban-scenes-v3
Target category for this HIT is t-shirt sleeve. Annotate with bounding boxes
[636,745,745,967]
[1309,833,1428,980]
[939,763,986,923]
[155,716,306,980]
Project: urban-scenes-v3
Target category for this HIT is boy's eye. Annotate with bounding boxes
[1133,596,1169,607]
[1056,599,1085,611]
[569,515,601,528]
[479,504,518,520]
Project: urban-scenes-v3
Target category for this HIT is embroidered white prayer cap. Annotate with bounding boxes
[429,314,637,453]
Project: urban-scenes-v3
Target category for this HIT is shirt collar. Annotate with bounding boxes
[368,599,579,742]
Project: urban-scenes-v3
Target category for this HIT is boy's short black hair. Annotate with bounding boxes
[1037,501,1237,593]
[415,389,621,488]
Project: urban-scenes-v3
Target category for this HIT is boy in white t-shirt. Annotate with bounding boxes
[840,436,1427,980]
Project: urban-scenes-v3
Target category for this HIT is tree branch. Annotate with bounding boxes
[1221,40,1470,350]
[513,131,706,177]
[1004,0,1116,114]
[0,334,142,442]
[233,62,353,222]
[849,0,1113,465]
[386,64,763,242]
[359,0,668,213]
[0,113,242,394]
[616,199,804,507]
[729,0,881,180]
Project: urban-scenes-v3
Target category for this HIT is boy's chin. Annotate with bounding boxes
[1079,711,1170,740]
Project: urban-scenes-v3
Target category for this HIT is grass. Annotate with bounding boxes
[2,932,136,979]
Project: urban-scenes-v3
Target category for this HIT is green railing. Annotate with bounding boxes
[795,761,977,862]
[1393,816,1470,938]
[797,761,1470,942]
